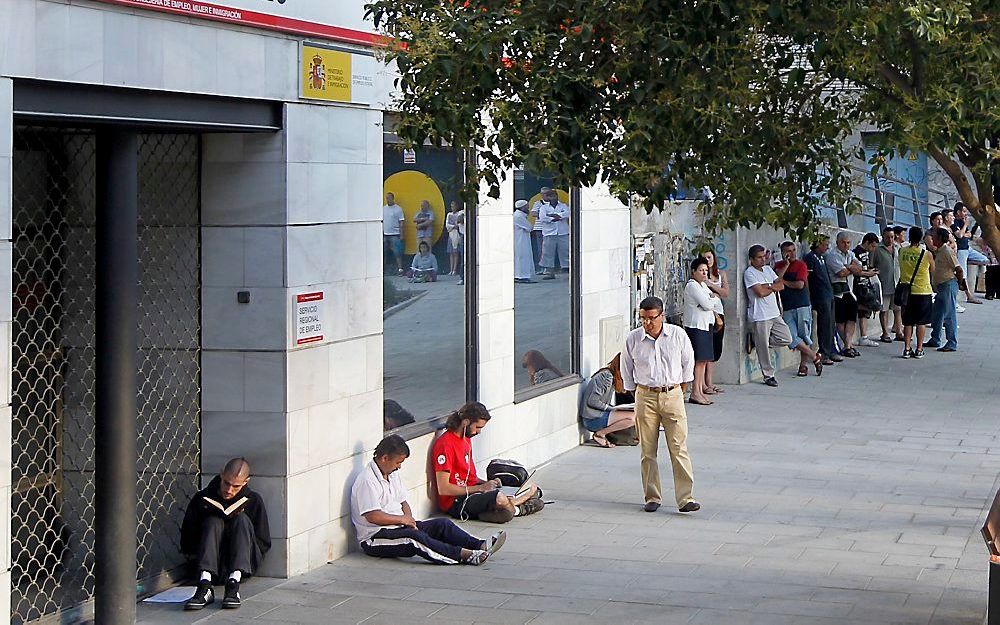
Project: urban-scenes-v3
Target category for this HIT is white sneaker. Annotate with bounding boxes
[486,530,507,555]
[957,305,966,313]
[858,337,880,347]
[464,549,490,565]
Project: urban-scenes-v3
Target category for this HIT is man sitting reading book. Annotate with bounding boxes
[180,458,270,610]
[351,434,506,565]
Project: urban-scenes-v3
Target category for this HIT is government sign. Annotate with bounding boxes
[92,0,378,46]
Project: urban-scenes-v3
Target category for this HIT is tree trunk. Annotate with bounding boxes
[926,145,1000,258]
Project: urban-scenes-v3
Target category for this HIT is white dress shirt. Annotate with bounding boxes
[538,201,571,236]
[620,324,695,390]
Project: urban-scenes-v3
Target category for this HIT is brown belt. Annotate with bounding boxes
[637,384,678,393]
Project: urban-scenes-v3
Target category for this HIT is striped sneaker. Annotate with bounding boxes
[464,549,490,565]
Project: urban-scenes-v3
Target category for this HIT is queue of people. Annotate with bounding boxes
[383,194,466,285]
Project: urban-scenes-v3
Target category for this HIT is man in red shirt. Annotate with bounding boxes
[432,402,543,523]
[775,241,824,376]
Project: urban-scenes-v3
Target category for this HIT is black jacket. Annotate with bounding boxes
[180,476,271,556]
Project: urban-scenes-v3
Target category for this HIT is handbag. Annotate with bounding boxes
[713,312,725,332]
[854,279,882,312]
[893,249,925,308]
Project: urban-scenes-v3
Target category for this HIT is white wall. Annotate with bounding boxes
[0,0,635,586]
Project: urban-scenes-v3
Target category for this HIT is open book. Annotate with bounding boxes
[202,495,249,517]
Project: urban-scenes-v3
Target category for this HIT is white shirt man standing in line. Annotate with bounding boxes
[744,244,794,387]
[620,296,700,514]
[825,231,876,358]
[382,193,405,275]
[537,189,571,280]
[529,187,548,274]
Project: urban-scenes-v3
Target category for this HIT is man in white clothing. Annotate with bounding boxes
[382,193,405,275]
[744,245,793,387]
[537,189,570,280]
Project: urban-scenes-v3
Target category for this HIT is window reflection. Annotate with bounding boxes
[513,169,575,392]
[382,139,467,430]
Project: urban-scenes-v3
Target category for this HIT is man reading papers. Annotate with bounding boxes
[181,458,270,610]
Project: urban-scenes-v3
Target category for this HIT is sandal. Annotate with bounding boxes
[797,365,808,377]
[590,435,614,448]
[688,397,713,405]
[812,354,823,376]
[708,386,724,393]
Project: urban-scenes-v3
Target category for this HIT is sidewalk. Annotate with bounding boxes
[141,303,1000,625]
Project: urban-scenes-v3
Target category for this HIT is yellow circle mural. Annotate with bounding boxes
[525,188,570,227]
[383,171,446,255]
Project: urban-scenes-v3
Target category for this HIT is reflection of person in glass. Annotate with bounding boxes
[537,189,570,280]
[445,201,464,276]
[521,350,563,385]
[382,193,405,275]
[513,200,536,283]
[408,241,438,282]
[529,188,548,274]
[414,200,435,247]
[580,354,636,448]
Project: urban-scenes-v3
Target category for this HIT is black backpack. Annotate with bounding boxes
[486,459,529,487]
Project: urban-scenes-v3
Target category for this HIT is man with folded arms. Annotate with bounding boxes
[181,458,270,611]
[620,296,700,514]
[351,434,506,565]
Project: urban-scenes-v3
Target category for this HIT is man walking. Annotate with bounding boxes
[744,245,794,386]
[804,236,840,364]
[620,296,700,514]
[925,228,961,352]
[872,226,902,342]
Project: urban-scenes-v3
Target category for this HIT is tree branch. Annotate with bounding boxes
[876,62,915,98]
[902,28,925,96]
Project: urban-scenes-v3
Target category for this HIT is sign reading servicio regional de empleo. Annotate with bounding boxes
[294,291,324,346]
[90,0,378,46]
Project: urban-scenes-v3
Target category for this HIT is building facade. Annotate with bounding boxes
[0,1,631,622]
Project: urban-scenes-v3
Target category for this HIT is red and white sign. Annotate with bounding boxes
[294,291,325,345]
[92,0,381,46]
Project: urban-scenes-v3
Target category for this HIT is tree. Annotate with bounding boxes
[366,1,999,246]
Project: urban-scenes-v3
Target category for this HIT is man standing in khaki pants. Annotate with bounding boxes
[620,296,701,514]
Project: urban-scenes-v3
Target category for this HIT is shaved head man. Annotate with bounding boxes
[181,458,271,611]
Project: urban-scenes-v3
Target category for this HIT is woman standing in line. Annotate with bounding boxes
[700,247,729,394]
[684,257,724,405]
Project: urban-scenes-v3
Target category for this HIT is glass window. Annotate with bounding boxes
[513,168,576,393]
[382,138,469,431]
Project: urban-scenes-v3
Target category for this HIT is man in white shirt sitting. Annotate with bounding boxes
[350,435,506,565]
[744,245,794,387]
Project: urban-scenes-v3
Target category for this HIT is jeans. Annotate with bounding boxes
[812,298,835,357]
[781,306,813,350]
[929,279,958,349]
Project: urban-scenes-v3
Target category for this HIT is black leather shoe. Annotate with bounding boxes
[184,581,214,610]
[643,501,661,512]
[763,377,778,387]
[679,501,702,513]
[222,579,241,609]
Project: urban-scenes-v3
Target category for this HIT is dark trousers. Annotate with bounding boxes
[987,266,1000,299]
[530,230,544,270]
[360,518,483,564]
[197,514,262,579]
[813,298,835,357]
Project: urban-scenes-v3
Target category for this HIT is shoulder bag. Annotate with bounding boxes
[893,249,924,308]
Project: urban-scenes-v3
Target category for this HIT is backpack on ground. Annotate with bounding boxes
[486,459,529,487]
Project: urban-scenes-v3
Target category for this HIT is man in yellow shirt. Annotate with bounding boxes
[897,227,935,359]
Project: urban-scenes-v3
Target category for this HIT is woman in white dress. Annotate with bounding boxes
[513,200,536,283]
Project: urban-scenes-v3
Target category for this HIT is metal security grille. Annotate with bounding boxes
[11,128,202,624]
